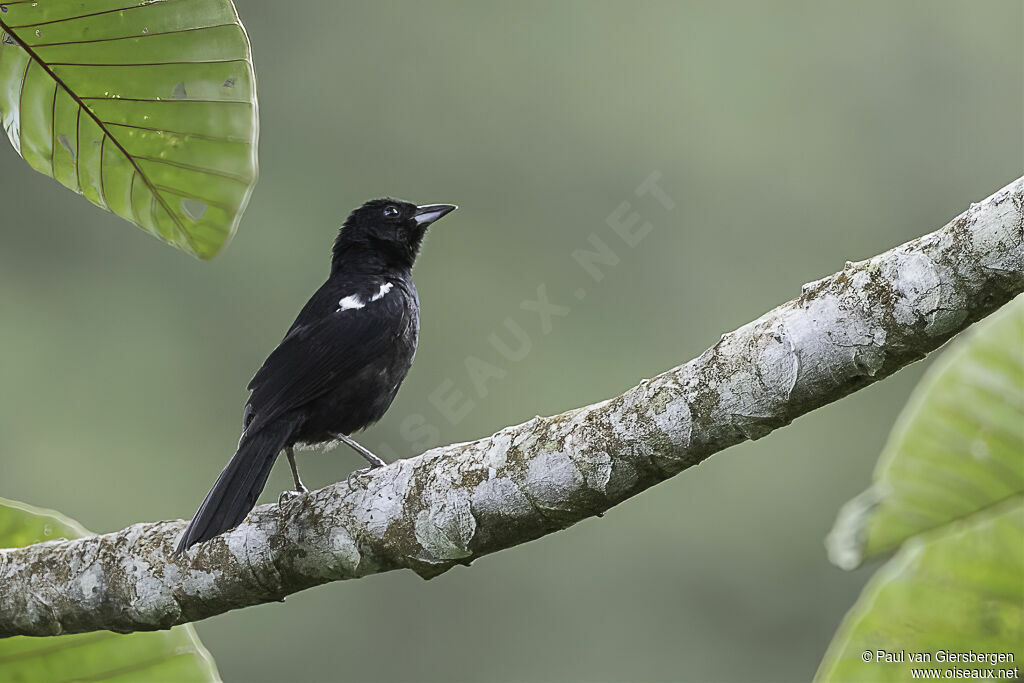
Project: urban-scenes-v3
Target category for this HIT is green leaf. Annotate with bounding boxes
[0,497,222,683]
[0,0,258,259]
[815,503,1023,682]
[826,295,1024,569]
[817,296,1024,682]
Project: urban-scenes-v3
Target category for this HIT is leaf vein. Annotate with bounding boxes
[0,15,198,252]
[4,0,190,30]
[49,58,248,67]
[101,120,249,143]
[31,23,238,47]
[80,96,250,104]
[134,154,250,184]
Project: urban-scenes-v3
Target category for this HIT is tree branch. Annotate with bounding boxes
[2,177,1022,638]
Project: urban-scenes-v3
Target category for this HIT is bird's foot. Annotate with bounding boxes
[346,463,384,488]
[278,486,308,505]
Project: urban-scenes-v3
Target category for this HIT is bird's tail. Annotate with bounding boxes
[176,420,298,554]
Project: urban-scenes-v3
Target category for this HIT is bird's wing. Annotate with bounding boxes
[243,291,412,435]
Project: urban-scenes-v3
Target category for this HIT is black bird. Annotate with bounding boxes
[176,198,457,553]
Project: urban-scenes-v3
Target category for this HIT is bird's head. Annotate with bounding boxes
[333,198,457,272]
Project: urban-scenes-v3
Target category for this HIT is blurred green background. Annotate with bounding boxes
[1,2,1021,681]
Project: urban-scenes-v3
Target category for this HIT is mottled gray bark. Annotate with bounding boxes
[2,178,1022,638]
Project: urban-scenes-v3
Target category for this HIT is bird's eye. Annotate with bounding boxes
[383,205,400,218]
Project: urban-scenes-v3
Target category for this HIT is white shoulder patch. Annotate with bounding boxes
[337,294,364,312]
[371,282,394,301]
[337,282,392,313]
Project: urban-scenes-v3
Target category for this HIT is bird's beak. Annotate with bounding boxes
[414,203,458,227]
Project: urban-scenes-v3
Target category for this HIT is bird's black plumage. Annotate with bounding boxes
[176,198,457,553]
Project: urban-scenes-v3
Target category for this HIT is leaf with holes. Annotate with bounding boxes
[0,0,258,259]
[0,497,222,682]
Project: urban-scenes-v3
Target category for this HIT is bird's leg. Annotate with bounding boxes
[338,434,387,486]
[286,446,308,492]
[338,434,387,468]
[278,446,308,505]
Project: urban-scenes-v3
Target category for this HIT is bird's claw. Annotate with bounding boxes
[346,466,380,488]
[346,467,370,488]
[278,487,308,505]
